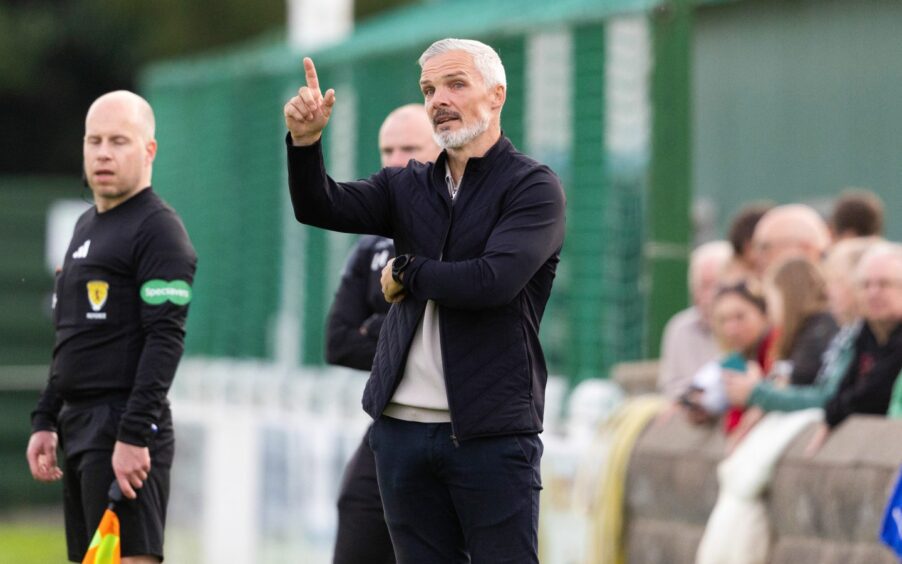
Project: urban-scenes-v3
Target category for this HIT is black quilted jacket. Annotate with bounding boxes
[286,134,566,441]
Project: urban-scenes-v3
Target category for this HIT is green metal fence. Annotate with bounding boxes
[139,0,902,384]
[0,177,80,367]
[0,176,81,508]
[141,0,659,382]
[692,0,902,242]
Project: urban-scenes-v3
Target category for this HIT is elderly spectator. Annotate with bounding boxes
[803,243,902,453]
[823,237,879,326]
[823,244,902,423]
[752,204,831,275]
[658,241,733,400]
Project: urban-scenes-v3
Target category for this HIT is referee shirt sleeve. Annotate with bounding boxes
[31,368,63,433]
[119,208,197,447]
[325,238,386,370]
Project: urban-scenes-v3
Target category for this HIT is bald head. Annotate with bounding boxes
[379,104,440,168]
[86,90,155,142]
[83,90,158,212]
[753,204,830,274]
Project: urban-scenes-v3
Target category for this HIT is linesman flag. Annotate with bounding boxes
[82,481,122,564]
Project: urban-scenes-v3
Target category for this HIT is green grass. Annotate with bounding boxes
[0,524,68,563]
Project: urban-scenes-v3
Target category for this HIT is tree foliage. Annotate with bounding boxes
[0,0,285,174]
[355,0,419,21]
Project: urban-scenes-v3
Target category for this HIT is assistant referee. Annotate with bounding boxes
[26,90,197,564]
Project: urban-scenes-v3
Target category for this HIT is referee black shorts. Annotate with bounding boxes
[62,449,171,562]
[58,399,174,563]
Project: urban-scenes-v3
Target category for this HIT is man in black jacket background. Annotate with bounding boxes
[327,104,439,564]
[285,38,565,563]
[805,243,902,454]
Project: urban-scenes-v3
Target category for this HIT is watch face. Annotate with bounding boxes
[392,255,410,281]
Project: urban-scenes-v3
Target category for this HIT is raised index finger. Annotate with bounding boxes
[304,57,321,94]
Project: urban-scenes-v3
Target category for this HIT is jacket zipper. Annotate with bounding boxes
[439,181,460,447]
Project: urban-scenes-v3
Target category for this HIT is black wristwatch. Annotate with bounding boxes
[392,254,415,284]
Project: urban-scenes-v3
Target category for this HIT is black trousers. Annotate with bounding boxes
[63,450,170,562]
[333,427,395,564]
[59,400,173,562]
[369,416,543,564]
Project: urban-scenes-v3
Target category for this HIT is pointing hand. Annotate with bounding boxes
[284,57,336,146]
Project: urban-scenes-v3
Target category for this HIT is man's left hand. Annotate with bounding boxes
[112,441,151,500]
[26,430,63,482]
[381,259,406,303]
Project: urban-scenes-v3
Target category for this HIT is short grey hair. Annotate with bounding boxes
[856,241,902,280]
[419,38,507,89]
[689,240,732,288]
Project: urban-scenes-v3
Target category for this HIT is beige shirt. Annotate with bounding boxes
[383,165,461,423]
[657,306,721,399]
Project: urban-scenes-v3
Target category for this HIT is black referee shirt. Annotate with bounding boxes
[32,187,197,450]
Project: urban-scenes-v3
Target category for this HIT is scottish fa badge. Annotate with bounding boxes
[86,280,109,313]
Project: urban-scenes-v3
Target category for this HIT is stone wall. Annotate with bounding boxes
[625,414,902,563]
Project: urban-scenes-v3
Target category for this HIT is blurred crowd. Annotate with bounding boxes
[658,188,901,444]
[650,188,902,560]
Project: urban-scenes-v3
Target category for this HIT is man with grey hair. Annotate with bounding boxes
[804,242,902,454]
[284,37,565,562]
[658,240,733,399]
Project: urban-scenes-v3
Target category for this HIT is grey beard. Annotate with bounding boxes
[433,115,490,149]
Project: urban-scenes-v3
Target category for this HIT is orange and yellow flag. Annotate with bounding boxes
[82,506,120,564]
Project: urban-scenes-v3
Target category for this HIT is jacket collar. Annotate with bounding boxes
[431,132,512,187]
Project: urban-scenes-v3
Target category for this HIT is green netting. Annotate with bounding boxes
[567,25,607,380]
[351,52,423,176]
[0,176,81,367]
[141,0,661,380]
[301,228,328,365]
[0,390,62,507]
[141,0,902,377]
[0,177,82,508]
[147,73,288,359]
[492,37,526,150]
[645,0,693,357]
